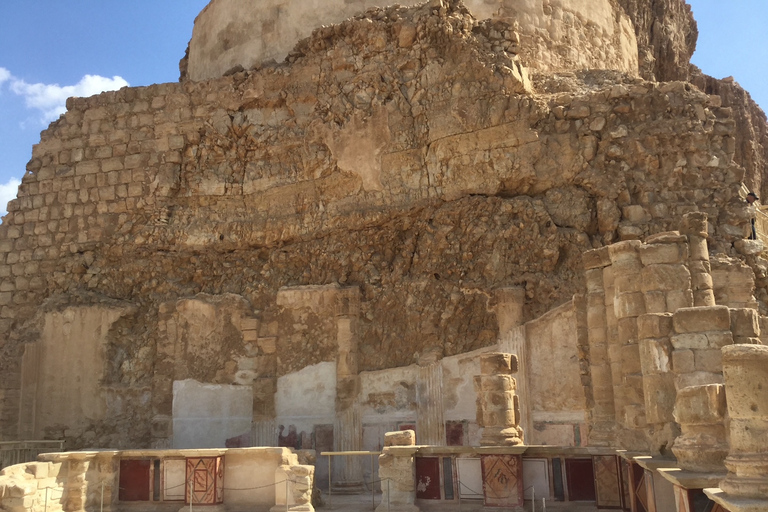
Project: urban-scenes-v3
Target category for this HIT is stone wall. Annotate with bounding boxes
[184,0,638,81]
[0,0,760,448]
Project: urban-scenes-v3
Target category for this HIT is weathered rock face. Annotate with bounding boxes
[615,0,698,81]
[0,0,763,449]
[184,0,639,81]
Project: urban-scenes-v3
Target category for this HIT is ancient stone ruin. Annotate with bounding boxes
[1,0,768,511]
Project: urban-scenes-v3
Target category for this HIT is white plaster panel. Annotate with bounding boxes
[441,347,493,421]
[163,459,186,501]
[522,458,550,500]
[456,458,483,499]
[172,379,253,448]
[359,364,418,422]
[275,361,336,430]
[27,306,129,439]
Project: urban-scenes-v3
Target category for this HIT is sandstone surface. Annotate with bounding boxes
[0,0,766,459]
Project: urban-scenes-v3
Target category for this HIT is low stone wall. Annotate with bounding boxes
[0,448,313,512]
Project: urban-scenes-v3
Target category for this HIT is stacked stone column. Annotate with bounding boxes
[583,248,616,446]
[607,241,648,446]
[376,431,419,512]
[671,383,728,472]
[272,464,315,512]
[681,212,716,307]
[473,353,523,446]
[635,231,693,450]
[670,306,732,390]
[719,344,768,499]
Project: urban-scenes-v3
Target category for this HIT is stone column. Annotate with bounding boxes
[416,359,445,446]
[608,240,647,446]
[637,313,678,451]
[376,431,419,512]
[332,287,364,493]
[671,383,728,472]
[473,353,523,446]
[671,306,732,390]
[681,212,716,307]
[719,344,768,499]
[495,287,532,440]
[583,247,616,446]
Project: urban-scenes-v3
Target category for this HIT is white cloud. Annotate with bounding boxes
[0,177,21,219]
[3,69,129,124]
[11,74,130,123]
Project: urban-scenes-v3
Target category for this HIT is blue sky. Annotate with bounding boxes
[0,0,766,216]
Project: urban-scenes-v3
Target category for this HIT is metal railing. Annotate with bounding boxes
[0,440,65,471]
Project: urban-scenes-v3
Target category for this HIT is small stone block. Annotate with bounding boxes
[730,308,760,337]
[695,350,723,373]
[384,430,415,447]
[672,349,695,373]
[638,313,673,339]
[673,306,730,333]
[480,353,518,375]
[673,383,726,424]
[638,243,687,265]
[583,247,611,269]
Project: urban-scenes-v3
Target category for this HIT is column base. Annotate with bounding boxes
[705,488,768,512]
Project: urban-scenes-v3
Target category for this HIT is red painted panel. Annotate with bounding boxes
[565,458,596,502]
[445,421,464,446]
[119,459,151,502]
[415,457,441,500]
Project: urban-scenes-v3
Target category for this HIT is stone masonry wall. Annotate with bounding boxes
[0,1,758,446]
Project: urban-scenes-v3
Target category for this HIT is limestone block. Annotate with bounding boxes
[666,289,694,311]
[479,353,518,375]
[691,272,714,291]
[672,349,695,373]
[675,383,727,424]
[676,371,723,391]
[730,308,760,337]
[645,231,686,244]
[672,384,728,472]
[617,317,638,342]
[614,273,642,295]
[583,247,611,270]
[384,430,415,447]
[608,240,642,273]
[623,404,647,429]
[638,243,687,265]
[640,264,691,293]
[622,205,651,223]
[615,292,646,319]
[638,313,673,339]
[642,373,676,424]
[733,239,764,256]
[620,345,642,374]
[585,268,604,291]
[694,349,722,373]
[643,291,666,314]
[639,338,672,374]
[681,212,709,238]
[692,289,716,307]
[673,306,730,333]
[671,333,708,350]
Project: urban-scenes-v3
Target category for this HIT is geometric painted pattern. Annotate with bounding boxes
[185,457,224,505]
[593,455,622,508]
[480,454,523,507]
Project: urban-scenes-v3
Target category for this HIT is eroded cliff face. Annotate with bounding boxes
[183,0,639,81]
[0,0,760,447]
[616,0,698,81]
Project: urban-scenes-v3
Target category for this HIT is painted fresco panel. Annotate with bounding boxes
[593,455,622,508]
[522,458,549,500]
[119,459,151,502]
[415,457,441,500]
[565,458,596,502]
[185,457,224,505]
[481,454,523,507]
